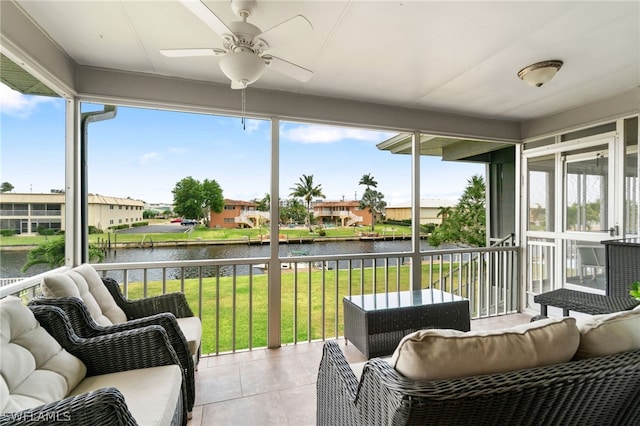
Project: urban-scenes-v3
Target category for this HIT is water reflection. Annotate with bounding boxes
[2,239,436,281]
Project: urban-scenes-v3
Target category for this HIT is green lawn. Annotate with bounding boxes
[121,261,467,355]
[0,224,413,246]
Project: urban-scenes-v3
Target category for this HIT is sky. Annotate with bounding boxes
[1,83,484,206]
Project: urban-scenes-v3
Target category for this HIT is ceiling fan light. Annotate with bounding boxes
[219,50,266,87]
[517,60,563,87]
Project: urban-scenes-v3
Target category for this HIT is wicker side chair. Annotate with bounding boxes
[317,340,640,426]
[29,296,196,416]
[1,302,187,426]
[35,264,201,414]
[101,276,201,365]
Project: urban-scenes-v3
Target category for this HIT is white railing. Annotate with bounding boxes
[1,245,518,356]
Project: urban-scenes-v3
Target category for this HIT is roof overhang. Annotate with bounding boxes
[377,133,515,162]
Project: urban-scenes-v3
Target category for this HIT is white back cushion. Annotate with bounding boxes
[390,317,580,381]
[73,264,127,324]
[0,296,86,414]
[41,264,127,326]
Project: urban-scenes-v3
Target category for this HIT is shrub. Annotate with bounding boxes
[109,224,130,230]
[88,226,103,234]
[36,227,56,236]
[132,221,149,227]
[0,229,16,236]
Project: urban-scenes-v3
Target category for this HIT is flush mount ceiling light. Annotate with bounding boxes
[517,60,563,87]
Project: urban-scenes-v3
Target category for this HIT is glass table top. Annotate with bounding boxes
[344,289,466,311]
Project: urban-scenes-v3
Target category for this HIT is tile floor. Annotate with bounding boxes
[189,313,533,426]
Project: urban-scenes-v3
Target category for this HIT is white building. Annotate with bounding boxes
[386,199,458,225]
[0,193,145,235]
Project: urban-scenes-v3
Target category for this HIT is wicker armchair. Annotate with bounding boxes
[29,295,197,415]
[317,340,640,426]
[1,302,187,426]
[100,276,201,365]
[35,264,201,414]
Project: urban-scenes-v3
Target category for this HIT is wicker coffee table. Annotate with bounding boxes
[343,289,470,358]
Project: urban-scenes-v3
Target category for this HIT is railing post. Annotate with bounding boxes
[267,118,281,349]
[410,131,421,293]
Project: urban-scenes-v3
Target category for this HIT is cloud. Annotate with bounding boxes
[281,123,394,144]
[139,152,160,164]
[243,119,262,133]
[167,147,188,155]
[0,83,58,119]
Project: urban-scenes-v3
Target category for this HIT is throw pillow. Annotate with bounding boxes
[574,308,640,359]
[390,317,579,381]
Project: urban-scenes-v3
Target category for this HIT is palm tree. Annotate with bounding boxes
[289,174,325,231]
[359,174,384,230]
[437,206,453,222]
[359,173,378,191]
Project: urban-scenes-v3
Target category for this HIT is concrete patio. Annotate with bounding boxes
[189,313,532,425]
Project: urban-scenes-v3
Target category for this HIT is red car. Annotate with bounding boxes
[170,218,183,223]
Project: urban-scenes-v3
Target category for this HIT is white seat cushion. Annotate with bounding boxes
[0,296,86,414]
[390,317,580,381]
[574,308,640,359]
[68,365,182,426]
[176,316,202,356]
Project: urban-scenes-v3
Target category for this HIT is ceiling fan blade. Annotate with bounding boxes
[160,48,226,57]
[255,15,312,50]
[264,55,313,83]
[179,0,236,42]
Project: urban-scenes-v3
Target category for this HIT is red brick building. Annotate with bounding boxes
[209,199,266,229]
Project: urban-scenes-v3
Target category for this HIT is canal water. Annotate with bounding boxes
[1,239,443,281]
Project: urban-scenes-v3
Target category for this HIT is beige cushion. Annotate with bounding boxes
[41,264,127,326]
[0,296,86,414]
[176,316,202,356]
[574,308,640,359]
[68,365,182,426]
[390,317,580,381]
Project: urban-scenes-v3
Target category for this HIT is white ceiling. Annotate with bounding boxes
[12,0,640,121]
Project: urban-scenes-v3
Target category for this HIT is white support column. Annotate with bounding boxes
[64,98,82,267]
[268,118,281,348]
[410,131,421,292]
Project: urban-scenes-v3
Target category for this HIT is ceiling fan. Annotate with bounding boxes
[162,0,313,89]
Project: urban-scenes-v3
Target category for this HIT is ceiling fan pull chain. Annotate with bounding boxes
[242,86,246,130]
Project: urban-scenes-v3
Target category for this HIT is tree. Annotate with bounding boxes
[289,174,325,231]
[172,176,224,225]
[143,209,157,219]
[202,178,224,227]
[429,174,486,247]
[21,238,104,272]
[255,193,270,212]
[359,173,378,190]
[359,188,386,231]
[280,198,306,224]
[1,182,14,192]
[359,174,385,231]
[437,206,452,222]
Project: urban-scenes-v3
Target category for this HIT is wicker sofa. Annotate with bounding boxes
[0,296,187,426]
[317,310,640,426]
